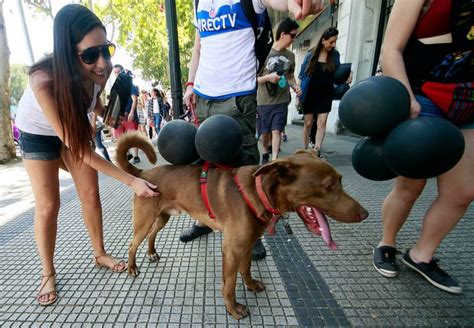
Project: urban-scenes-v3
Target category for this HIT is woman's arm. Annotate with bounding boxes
[381,0,425,117]
[30,71,159,197]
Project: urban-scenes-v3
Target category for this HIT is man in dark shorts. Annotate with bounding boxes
[257,18,301,163]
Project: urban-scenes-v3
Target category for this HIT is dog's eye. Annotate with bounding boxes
[322,183,334,190]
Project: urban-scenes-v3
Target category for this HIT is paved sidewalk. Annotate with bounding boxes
[0,124,472,327]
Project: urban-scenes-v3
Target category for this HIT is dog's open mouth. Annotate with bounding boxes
[296,205,338,250]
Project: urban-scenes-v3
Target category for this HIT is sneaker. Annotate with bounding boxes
[282,134,288,142]
[179,224,213,243]
[402,249,462,294]
[261,153,270,164]
[373,245,399,278]
[251,238,266,261]
[133,156,140,164]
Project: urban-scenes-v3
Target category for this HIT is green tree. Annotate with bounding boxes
[9,64,28,105]
[93,0,195,87]
[0,2,16,163]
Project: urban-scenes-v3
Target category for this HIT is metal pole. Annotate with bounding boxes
[164,0,183,119]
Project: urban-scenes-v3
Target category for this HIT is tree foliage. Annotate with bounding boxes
[9,64,28,105]
[0,3,16,163]
[93,0,195,87]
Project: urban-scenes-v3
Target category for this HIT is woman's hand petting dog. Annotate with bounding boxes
[130,177,159,197]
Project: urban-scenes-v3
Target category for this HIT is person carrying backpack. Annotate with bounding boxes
[179,0,325,261]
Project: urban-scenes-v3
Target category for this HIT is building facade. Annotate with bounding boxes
[269,0,395,134]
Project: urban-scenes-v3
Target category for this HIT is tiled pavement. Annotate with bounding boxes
[0,124,472,327]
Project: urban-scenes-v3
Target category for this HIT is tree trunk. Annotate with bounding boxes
[0,3,16,164]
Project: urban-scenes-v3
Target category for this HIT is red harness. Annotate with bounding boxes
[200,162,282,235]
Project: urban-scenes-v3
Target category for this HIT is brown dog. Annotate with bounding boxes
[116,132,368,320]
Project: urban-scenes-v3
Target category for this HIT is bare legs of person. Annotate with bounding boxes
[271,129,282,161]
[313,112,329,157]
[24,150,126,305]
[302,113,314,149]
[374,129,474,293]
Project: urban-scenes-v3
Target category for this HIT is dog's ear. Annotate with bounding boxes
[253,159,301,184]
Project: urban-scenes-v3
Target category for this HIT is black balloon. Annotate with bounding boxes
[334,63,352,84]
[157,119,200,165]
[383,116,465,179]
[352,137,397,181]
[195,114,243,164]
[339,76,410,137]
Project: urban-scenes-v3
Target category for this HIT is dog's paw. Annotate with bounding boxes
[128,265,140,277]
[246,279,265,292]
[147,252,160,262]
[227,302,249,320]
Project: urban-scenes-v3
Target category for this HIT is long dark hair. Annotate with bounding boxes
[29,4,105,160]
[305,27,339,76]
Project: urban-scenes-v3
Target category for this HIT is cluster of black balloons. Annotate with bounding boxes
[339,76,465,180]
[157,114,243,165]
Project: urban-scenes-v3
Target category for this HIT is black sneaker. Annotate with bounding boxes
[133,156,140,164]
[282,134,288,142]
[261,153,270,164]
[251,238,266,261]
[179,224,212,243]
[373,245,399,278]
[402,249,462,294]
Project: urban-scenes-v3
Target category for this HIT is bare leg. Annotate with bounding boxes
[271,129,282,161]
[303,113,314,149]
[24,159,61,304]
[261,132,271,154]
[62,150,125,272]
[411,129,474,262]
[314,112,329,152]
[379,177,426,247]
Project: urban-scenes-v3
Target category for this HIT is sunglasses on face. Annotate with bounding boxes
[77,43,116,65]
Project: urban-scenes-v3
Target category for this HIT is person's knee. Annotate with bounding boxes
[394,184,424,203]
[440,185,474,207]
[36,199,60,220]
[80,189,101,211]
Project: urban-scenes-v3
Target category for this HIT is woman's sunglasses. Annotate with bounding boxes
[77,43,116,65]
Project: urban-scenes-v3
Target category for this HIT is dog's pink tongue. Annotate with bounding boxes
[314,210,338,250]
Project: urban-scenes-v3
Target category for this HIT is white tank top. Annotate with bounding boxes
[16,83,101,136]
[193,0,266,100]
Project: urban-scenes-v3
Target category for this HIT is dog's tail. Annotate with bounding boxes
[115,131,157,177]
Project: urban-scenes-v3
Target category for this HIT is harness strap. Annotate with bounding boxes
[255,175,282,217]
[234,173,282,235]
[200,161,216,219]
[233,174,267,226]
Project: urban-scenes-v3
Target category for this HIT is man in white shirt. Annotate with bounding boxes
[180,0,325,260]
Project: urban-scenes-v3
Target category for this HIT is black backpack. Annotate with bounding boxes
[194,0,273,74]
[104,71,133,128]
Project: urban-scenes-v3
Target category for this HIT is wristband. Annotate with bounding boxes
[185,81,194,88]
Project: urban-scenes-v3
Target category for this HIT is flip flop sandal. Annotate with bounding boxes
[94,254,127,273]
[37,273,58,306]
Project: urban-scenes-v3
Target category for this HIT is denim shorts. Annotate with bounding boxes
[416,95,474,129]
[19,131,63,160]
